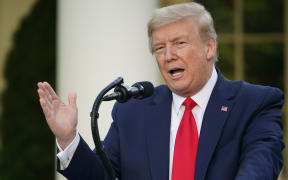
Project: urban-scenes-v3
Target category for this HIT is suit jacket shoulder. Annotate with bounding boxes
[199,73,284,180]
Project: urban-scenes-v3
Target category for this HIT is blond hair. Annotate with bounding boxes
[147,2,218,61]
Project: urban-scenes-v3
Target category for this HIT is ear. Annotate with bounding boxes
[206,38,217,61]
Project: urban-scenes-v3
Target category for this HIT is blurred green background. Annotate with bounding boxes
[0,0,287,179]
[0,0,56,179]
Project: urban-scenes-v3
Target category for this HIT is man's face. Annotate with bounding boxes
[151,18,216,97]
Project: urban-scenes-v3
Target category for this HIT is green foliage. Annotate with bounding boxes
[0,0,56,179]
[244,0,284,33]
[244,43,283,89]
[202,0,234,33]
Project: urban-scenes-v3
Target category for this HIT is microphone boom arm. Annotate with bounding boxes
[90,77,123,180]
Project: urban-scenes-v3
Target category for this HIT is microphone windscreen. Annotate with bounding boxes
[135,81,154,99]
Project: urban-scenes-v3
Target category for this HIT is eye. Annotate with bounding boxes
[154,46,164,53]
[176,41,186,47]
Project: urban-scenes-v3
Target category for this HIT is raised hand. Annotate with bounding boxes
[37,82,78,150]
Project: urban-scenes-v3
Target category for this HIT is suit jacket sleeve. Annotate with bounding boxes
[57,135,108,179]
[235,87,285,180]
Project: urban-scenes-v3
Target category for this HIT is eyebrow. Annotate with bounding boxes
[152,42,164,48]
[152,35,187,46]
[152,34,189,49]
[170,35,187,42]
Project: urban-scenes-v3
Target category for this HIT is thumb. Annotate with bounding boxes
[68,92,77,108]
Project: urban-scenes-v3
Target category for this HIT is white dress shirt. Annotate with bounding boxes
[57,66,218,177]
[169,66,217,180]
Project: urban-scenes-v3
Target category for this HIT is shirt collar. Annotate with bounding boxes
[172,66,218,114]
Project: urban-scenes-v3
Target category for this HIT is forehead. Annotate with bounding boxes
[151,18,200,42]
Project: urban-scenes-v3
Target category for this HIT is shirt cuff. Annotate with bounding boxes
[56,132,80,170]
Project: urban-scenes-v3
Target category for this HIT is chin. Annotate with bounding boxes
[169,86,188,97]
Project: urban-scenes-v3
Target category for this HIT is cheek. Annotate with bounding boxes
[185,56,208,77]
[180,46,201,60]
[155,58,166,73]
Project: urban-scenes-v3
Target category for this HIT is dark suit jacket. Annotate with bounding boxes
[58,72,284,180]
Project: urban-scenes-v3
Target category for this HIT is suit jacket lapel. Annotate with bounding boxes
[145,86,172,180]
[195,72,240,180]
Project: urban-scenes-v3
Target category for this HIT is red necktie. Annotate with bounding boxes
[172,97,198,180]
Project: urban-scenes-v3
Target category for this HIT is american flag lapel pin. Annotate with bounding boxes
[221,106,228,112]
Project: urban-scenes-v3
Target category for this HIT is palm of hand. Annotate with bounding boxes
[50,99,78,139]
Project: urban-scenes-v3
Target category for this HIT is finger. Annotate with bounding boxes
[43,87,53,104]
[52,99,62,114]
[39,98,52,120]
[43,82,58,100]
[38,88,49,100]
[37,88,44,99]
[38,82,53,104]
[37,82,46,94]
[40,99,57,130]
[37,82,43,89]
[37,82,45,88]
[38,89,53,111]
[41,83,54,103]
[68,92,77,108]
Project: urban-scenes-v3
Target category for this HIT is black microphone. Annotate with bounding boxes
[102,81,154,103]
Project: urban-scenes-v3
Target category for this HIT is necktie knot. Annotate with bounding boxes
[183,97,197,110]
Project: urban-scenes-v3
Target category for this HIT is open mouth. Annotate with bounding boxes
[169,68,185,78]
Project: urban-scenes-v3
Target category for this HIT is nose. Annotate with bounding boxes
[164,45,176,62]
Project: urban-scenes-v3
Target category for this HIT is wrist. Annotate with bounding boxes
[57,131,77,150]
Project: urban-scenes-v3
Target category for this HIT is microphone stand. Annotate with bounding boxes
[90,77,123,180]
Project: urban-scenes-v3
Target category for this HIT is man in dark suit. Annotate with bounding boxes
[37,2,284,180]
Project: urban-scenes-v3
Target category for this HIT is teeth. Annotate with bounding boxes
[169,68,184,78]
[172,72,181,77]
